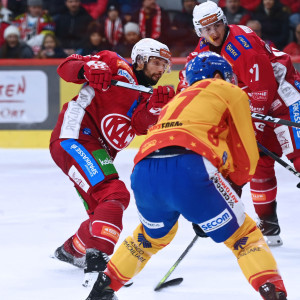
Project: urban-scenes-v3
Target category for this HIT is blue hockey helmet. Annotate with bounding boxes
[186,51,234,86]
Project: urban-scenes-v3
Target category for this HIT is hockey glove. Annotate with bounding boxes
[192,223,208,238]
[148,86,175,115]
[84,61,112,92]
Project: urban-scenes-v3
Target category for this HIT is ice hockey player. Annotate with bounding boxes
[49,38,175,285]
[178,0,300,247]
[84,52,288,300]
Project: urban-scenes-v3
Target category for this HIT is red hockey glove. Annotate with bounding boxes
[148,86,175,115]
[84,60,112,92]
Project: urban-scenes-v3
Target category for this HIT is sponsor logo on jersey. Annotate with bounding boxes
[225,42,241,60]
[212,173,239,209]
[117,59,134,75]
[200,39,209,49]
[200,209,233,233]
[61,139,104,186]
[238,25,252,34]
[199,14,218,27]
[269,99,282,112]
[137,233,152,248]
[289,100,300,149]
[234,237,248,250]
[250,104,265,113]
[254,122,266,132]
[124,239,146,262]
[82,127,91,135]
[117,69,135,84]
[138,211,164,229]
[295,80,300,91]
[101,114,135,150]
[235,35,252,49]
[274,125,294,155]
[251,90,268,101]
[92,149,117,176]
[141,139,157,153]
[68,165,90,192]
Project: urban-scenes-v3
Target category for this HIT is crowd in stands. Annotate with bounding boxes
[0,0,299,59]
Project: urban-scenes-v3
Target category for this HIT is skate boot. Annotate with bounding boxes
[259,282,287,300]
[257,213,283,247]
[53,238,86,268]
[86,272,118,300]
[83,248,110,288]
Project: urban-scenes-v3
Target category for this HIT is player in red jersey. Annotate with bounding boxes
[178,0,300,247]
[50,38,175,286]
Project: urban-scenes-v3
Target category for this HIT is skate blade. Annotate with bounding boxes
[82,272,98,287]
[265,235,283,247]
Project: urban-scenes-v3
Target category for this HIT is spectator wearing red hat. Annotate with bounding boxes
[0,24,34,58]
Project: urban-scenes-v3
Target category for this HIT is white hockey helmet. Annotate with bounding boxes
[131,38,171,68]
[193,0,227,37]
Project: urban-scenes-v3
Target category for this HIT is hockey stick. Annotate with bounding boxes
[257,142,300,188]
[251,113,300,129]
[111,79,153,94]
[111,80,300,130]
[154,235,199,291]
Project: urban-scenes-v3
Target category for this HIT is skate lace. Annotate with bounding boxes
[102,252,110,264]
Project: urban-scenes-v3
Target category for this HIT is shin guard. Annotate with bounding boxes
[105,222,178,291]
[224,214,286,294]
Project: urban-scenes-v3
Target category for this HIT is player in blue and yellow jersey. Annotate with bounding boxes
[85,52,288,300]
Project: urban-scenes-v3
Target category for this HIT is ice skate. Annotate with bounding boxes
[257,214,283,247]
[259,282,287,300]
[53,242,86,268]
[83,248,110,288]
[85,272,118,300]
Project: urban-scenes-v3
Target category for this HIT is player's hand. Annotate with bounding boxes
[84,60,112,92]
[192,223,208,238]
[148,86,175,115]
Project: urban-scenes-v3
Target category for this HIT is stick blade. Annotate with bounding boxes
[154,278,184,291]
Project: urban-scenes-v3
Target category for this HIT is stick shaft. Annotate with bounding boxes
[111,79,153,94]
[154,235,198,291]
[257,143,300,180]
[252,112,300,129]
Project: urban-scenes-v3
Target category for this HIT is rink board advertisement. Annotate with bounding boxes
[0,57,299,148]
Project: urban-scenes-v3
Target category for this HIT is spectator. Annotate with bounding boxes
[283,23,300,56]
[252,0,290,50]
[132,0,171,44]
[222,0,251,25]
[36,33,67,58]
[101,4,123,47]
[0,0,12,22]
[170,0,198,57]
[54,0,93,55]
[113,22,141,58]
[12,0,55,55]
[0,24,34,58]
[246,19,276,48]
[81,0,108,20]
[280,1,300,29]
[0,0,11,47]
[42,0,68,17]
[108,0,142,19]
[7,0,27,18]
[76,21,111,56]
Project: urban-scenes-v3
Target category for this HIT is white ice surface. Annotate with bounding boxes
[0,149,299,300]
